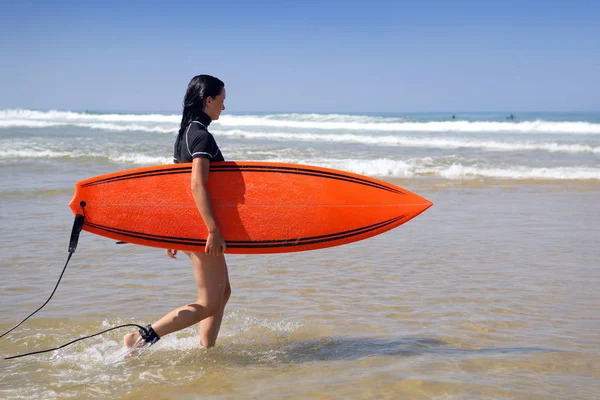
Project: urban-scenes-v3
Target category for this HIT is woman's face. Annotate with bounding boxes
[204,87,226,120]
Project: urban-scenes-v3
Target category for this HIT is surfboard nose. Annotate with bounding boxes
[398,191,432,222]
[419,197,433,214]
[418,194,433,213]
[419,194,433,209]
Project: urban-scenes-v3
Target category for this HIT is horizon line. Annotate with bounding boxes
[2,107,600,115]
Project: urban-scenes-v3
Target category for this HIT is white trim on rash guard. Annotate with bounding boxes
[185,121,207,157]
[186,121,219,159]
[191,150,220,158]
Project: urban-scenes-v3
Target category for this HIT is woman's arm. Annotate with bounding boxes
[190,157,227,256]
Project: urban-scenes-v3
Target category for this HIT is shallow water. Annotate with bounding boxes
[2,178,599,399]
[2,110,599,398]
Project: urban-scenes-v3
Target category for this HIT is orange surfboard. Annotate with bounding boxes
[69,162,432,254]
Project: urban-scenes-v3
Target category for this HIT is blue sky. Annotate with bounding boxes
[1,0,599,112]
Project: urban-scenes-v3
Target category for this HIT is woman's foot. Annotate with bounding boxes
[119,332,152,359]
[123,332,141,348]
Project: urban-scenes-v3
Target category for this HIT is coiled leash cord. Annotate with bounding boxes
[4,323,160,360]
[4,324,149,360]
[2,201,159,360]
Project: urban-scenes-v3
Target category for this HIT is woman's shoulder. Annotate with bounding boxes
[186,121,211,137]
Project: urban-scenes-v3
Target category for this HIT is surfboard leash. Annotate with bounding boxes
[3,324,148,360]
[2,201,161,360]
[1,202,87,339]
[4,323,160,360]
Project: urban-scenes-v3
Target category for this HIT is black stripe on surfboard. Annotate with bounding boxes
[213,165,405,195]
[83,215,406,249]
[84,214,405,246]
[81,164,404,195]
[84,215,405,248]
[210,164,404,195]
[81,166,192,188]
[81,165,403,196]
[234,215,406,248]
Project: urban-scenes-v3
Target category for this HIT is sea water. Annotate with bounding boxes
[1,110,599,399]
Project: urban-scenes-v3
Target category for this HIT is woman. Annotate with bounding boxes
[123,74,231,350]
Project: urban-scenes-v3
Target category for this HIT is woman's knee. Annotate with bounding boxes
[195,294,222,317]
[195,285,230,318]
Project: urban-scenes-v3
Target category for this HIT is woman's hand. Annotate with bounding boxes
[166,249,178,259]
[205,229,227,256]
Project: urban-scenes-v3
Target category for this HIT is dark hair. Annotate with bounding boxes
[178,74,225,136]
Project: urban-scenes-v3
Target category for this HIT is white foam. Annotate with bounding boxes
[438,164,600,180]
[239,112,408,123]
[0,119,177,133]
[109,154,172,165]
[2,145,598,180]
[217,129,600,154]
[0,109,179,123]
[0,148,171,165]
[266,157,600,180]
[215,115,600,135]
[2,118,597,154]
[0,314,305,399]
[2,109,600,135]
[0,149,74,159]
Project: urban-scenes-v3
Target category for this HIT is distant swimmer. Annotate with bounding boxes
[452,114,456,120]
[506,113,515,120]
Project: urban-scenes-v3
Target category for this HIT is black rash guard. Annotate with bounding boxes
[173,112,224,163]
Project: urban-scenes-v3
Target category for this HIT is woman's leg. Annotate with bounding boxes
[124,251,228,348]
[199,262,231,348]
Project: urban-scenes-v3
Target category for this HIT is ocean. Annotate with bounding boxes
[1,109,599,399]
